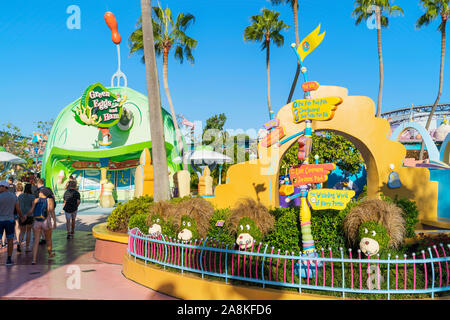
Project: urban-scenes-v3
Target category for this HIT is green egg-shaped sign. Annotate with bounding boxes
[73,83,126,128]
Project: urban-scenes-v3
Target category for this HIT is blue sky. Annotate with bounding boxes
[1,0,448,137]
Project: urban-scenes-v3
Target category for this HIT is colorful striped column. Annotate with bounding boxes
[299,195,315,253]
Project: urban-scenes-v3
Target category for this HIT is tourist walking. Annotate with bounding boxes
[18,183,35,252]
[8,177,16,193]
[33,178,53,245]
[0,180,24,265]
[27,187,56,264]
[62,181,80,239]
[14,182,24,250]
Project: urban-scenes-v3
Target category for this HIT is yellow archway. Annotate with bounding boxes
[207,86,439,223]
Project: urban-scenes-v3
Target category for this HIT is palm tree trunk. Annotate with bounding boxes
[419,19,446,160]
[140,0,171,201]
[162,49,187,171]
[266,39,272,119]
[376,9,383,118]
[287,0,300,104]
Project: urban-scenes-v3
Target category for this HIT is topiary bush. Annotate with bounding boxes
[392,197,419,239]
[206,208,235,246]
[107,195,153,233]
[265,207,301,253]
[310,207,347,252]
[380,194,419,239]
[128,213,150,234]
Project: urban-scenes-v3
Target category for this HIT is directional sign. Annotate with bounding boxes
[263,119,280,130]
[261,126,285,147]
[302,81,320,92]
[292,97,342,123]
[307,189,355,210]
[289,163,336,186]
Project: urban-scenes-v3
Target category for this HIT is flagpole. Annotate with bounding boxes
[291,44,310,99]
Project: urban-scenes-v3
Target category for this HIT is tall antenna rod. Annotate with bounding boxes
[105,11,127,87]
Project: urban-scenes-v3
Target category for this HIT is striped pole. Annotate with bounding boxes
[299,195,315,253]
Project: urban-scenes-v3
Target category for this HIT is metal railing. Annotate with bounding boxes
[128,228,450,299]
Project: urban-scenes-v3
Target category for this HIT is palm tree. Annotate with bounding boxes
[270,0,301,104]
[352,0,403,118]
[244,9,290,119]
[139,0,171,201]
[417,0,449,160]
[130,5,197,171]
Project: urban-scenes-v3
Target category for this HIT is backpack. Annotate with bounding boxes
[33,198,48,222]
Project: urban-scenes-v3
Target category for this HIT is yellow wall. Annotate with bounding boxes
[122,254,338,300]
[207,86,438,222]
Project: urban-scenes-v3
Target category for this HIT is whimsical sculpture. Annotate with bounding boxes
[134,148,154,198]
[147,213,164,234]
[198,166,213,196]
[343,199,406,256]
[146,200,179,238]
[178,215,199,241]
[434,116,450,141]
[99,181,115,208]
[175,197,214,242]
[173,170,191,198]
[229,198,275,249]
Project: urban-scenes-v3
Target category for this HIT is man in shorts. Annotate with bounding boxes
[0,180,24,265]
[62,181,80,239]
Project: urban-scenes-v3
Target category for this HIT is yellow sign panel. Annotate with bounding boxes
[292,97,343,123]
[307,189,355,210]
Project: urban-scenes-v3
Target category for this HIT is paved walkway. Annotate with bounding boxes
[0,203,176,300]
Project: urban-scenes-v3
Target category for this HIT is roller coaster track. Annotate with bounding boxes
[381,103,450,126]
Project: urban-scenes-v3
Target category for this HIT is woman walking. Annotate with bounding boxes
[27,188,56,264]
[14,182,24,247]
[62,181,80,239]
[17,184,35,252]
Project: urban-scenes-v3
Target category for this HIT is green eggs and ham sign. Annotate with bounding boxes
[73,83,126,128]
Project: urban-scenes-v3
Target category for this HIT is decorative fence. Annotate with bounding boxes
[128,228,450,299]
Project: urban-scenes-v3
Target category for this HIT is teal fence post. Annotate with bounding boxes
[298,251,302,294]
[144,234,148,265]
[181,240,184,275]
[387,254,391,300]
[428,247,435,299]
[340,247,345,298]
[133,229,136,263]
[200,237,208,279]
[162,235,168,265]
[225,244,229,284]
[261,244,268,288]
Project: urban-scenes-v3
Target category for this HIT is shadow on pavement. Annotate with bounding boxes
[0,212,109,298]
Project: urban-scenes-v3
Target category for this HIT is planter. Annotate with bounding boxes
[92,223,128,264]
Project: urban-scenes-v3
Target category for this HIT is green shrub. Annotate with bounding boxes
[128,213,149,234]
[311,199,358,251]
[381,194,419,239]
[392,197,419,239]
[265,207,301,253]
[107,195,153,233]
[206,209,235,246]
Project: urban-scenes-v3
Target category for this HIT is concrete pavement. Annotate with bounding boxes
[0,203,176,300]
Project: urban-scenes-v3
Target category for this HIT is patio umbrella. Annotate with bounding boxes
[174,147,232,183]
[0,147,27,177]
[0,147,26,165]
